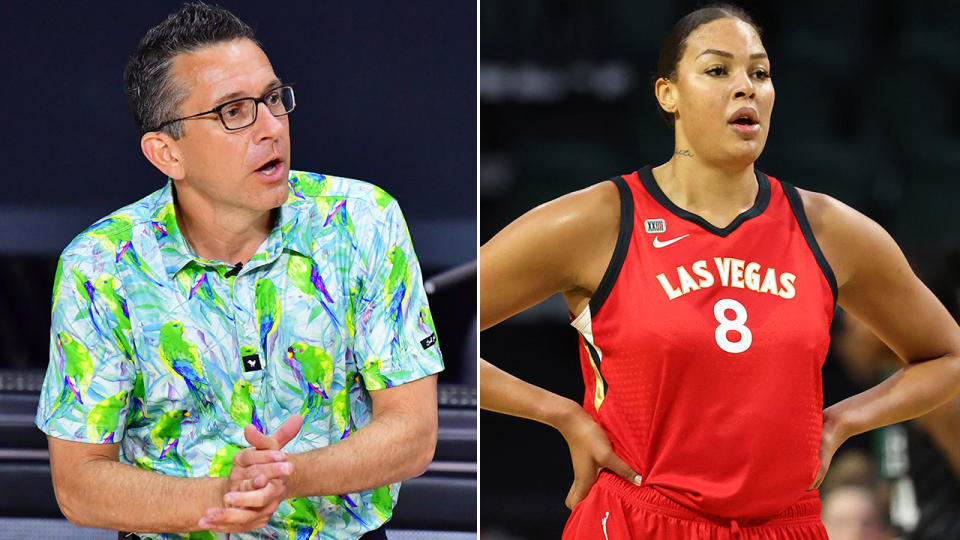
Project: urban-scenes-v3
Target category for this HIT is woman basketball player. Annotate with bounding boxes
[479,5,960,539]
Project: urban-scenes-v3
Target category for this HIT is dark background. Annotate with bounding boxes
[480,1,960,538]
[0,1,477,383]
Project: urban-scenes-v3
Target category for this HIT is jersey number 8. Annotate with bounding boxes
[713,298,752,353]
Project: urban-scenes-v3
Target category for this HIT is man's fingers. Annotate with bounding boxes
[601,452,642,487]
[198,505,274,531]
[242,414,302,451]
[244,423,278,450]
[272,413,304,449]
[224,479,285,508]
[232,448,285,468]
[252,474,269,490]
[232,462,293,487]
[238,474,269,493]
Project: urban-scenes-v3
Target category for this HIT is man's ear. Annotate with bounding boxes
[655,77,679,119]
[141,131,185,180]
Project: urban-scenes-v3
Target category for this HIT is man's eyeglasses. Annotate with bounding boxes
[148,85,296,133]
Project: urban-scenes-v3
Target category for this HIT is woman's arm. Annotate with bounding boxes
[802,190,960,487]
[480,182,619,330]
[479,359,642,507]
[479,181,641,507]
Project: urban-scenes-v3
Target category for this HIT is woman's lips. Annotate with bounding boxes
[729,121,761,137]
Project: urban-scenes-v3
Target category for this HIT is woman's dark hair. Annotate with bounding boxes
[654,4,760,128]
[123,2,261,138]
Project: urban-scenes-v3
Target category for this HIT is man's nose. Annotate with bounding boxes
[253,101,285,140]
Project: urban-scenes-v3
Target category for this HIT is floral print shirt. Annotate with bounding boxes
[36,171,443,539]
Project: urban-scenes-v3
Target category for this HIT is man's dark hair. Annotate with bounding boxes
[123,2,260,138]
[654,4,760,129]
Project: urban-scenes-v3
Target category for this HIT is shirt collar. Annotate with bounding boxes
[149,179,312,279]
[277,194,313,258]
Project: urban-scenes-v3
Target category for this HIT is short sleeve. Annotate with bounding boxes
[35,240,137,443]
[353,198,444,390]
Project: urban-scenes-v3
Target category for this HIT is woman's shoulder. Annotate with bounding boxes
[794,187,881,240]
[793,188,845,234]
[793,187,903,291]
[528,180,621,226]
[496,179,623,251]
[480,179,625,312]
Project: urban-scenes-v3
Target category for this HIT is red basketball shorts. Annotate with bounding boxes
[562,473,827,539]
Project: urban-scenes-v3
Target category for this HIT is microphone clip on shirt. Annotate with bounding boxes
[224,261,243,278]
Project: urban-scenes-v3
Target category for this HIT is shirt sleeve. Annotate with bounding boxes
[353,198,444,390]
[35,239,136,443]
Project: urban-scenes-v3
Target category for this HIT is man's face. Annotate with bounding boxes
[169,38,291,214]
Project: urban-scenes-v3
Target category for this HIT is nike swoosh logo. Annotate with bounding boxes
[652,234,689,248]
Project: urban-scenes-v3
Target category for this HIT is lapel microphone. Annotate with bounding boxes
[224,261,243,278]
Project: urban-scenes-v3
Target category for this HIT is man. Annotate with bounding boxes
[34,3,442,539]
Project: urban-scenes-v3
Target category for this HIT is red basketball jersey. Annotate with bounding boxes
[573,166,836,519]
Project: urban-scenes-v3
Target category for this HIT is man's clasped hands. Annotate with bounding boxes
[198,414,305,532]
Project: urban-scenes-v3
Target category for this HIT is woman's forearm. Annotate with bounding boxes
[829,354,960,441]
[479,358,581,431]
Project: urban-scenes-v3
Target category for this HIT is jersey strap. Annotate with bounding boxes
[780,181,838,303]
[589,176,634,316]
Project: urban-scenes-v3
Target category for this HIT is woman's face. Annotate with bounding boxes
[666,17,774,167]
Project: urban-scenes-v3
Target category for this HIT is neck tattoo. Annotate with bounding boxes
[675,149,694,157]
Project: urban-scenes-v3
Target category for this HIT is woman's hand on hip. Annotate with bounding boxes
[557,405,642,509]
[810,406,850,490]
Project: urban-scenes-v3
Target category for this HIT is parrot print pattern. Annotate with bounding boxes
[36,171,443,539]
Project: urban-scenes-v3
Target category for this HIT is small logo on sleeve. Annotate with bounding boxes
[644,219,666,233]
[420,333,437,350]
[242,353,262,372]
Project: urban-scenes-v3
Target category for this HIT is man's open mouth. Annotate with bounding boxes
[257,158,282,175]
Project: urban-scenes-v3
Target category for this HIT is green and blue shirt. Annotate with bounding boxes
[35,171,443,539]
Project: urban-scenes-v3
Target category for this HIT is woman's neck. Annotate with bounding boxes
[652,156,758,229]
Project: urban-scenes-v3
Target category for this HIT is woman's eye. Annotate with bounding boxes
[706,66,726,76]
[754,69,771,80]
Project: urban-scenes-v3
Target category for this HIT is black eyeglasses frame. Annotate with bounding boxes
[145,84,296,134]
